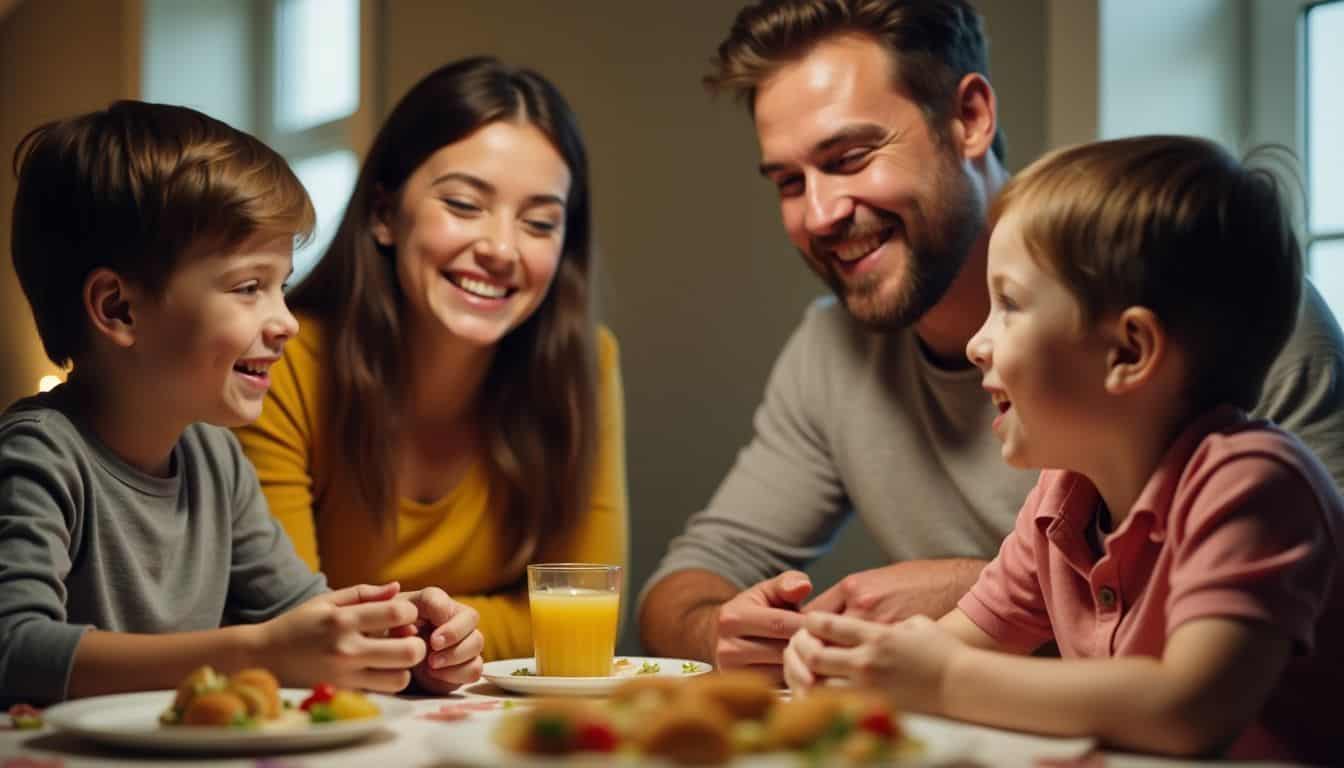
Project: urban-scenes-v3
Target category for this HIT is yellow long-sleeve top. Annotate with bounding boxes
[234,315,628,661]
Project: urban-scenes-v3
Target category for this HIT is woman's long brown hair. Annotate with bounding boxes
[286,57,598,576]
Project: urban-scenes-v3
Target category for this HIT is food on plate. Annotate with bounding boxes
[635,707,732,765]
[494,699,619,755]
[160,666,378,728]
[7,703,43,729]
[493,670,921,764]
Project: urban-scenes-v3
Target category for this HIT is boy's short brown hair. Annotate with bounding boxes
[992,135,1302,412]
[706,0,1004,162]
[11,100,315,367]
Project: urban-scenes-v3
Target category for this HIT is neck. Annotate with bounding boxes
[914,156,1009,368]
[64,366,185,477]
[400,316,495,432]
[1081,399,1193,530]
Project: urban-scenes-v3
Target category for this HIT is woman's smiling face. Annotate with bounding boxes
[374,119,571,348]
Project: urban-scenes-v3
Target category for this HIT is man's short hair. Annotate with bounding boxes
[993,135,1303,412]
[11,100,315,367]
[706,0,1005,162]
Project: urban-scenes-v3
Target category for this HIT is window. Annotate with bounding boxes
[1306,0,1344,318]
[142,0,363,283]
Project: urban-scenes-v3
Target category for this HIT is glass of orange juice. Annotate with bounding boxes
[527,563,622,677]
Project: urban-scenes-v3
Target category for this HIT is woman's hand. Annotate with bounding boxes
[254,582,426,692]
[400,587,485,694]
[783,612,964,711]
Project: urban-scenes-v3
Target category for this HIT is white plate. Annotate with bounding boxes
[426,709,967,767]
[482,657,712,696]
[43,688,412,753]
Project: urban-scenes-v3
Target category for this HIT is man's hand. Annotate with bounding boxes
[711,570,813,682]
[802,559,987,623]
[399,587,484,694]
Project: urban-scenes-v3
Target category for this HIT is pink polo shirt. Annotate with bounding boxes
[959,406,1344,762]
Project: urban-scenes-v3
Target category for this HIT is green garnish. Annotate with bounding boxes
[680,662,701,674]
[511,667,536,676]
[502,700,516,709]
[308,702,335,723]
[637,661,661,675]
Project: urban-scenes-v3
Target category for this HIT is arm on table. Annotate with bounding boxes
[69,583,428,698]
[804,558,988,623]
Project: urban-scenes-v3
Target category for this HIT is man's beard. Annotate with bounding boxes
[817,162,983,332]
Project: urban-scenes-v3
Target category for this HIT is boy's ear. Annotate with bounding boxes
[950,72,997,162]
[1103,307,1165,395]
[83,268,138,349]
[369,184,396,248]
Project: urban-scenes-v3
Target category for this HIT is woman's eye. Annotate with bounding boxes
[525,219,558,234]
[443,198,480,213]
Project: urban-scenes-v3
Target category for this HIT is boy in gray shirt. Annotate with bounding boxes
[1,101,483,705]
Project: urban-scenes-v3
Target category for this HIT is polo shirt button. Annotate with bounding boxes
[1098,586,1117,609]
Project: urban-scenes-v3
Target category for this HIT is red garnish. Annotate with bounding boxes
[299,682,336,711]
[857,709,896,738]
[575,722,618,752]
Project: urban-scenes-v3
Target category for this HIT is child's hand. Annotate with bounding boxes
[256,582,427,693]
[399,587,484,694]
[783,612,963,709]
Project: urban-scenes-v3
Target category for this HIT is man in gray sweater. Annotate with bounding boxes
[639,0,1344,680]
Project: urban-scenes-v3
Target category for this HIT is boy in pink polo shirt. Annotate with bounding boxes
[782,135,1344,762]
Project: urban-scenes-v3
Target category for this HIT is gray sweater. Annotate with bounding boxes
[644,283,1344,596]
[0,388,327,704]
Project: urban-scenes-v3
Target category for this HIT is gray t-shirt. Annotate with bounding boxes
[0,387,327,705]
[643,282,1344,597]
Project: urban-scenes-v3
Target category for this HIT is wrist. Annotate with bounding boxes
[230,622,266,671]
[684,601,723,664]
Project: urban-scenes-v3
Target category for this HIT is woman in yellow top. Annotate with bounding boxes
[236,57,628,668]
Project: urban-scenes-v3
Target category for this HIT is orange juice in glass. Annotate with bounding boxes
[527,563,622,677]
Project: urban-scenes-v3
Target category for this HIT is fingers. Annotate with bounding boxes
[340,598,419,635]
[427,629,484,670]
[405,586,459,626]
[427,603,479,652]
[716,634,790,668]
[789,627,854,680]
[755,570,812,608]
[325,582,401,607]
[783,638,815,692]
[343,667,413,694]
[801,582,845,614]
[719,602,804,641]
[803,611,878,647]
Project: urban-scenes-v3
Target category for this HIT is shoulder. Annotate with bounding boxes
[0,392,89,465]
[180,423,250,476]
[1182,421,1341,519]
[595,323,619,371]
[279,312,327,381]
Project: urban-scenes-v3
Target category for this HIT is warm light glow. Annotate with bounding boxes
[38,375,61,392]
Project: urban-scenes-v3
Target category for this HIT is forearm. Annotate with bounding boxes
[941,651,1223,756]
[638,569,738,662]
[68,626,261,699]
[890,558,988,619]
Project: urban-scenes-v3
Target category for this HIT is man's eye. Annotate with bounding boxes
[775,176,803,197]
[827,150,870,173]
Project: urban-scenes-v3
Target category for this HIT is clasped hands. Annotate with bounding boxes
[713,567,965,703]
[257,582,484,695]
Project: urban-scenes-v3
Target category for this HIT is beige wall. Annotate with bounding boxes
[0,0,141,406]
[378,0,1050,652]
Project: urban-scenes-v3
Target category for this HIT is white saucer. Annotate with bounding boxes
[43,688,412,753]
[482,656,711,696]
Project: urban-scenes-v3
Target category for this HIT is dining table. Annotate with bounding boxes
[0,677,1307,768]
